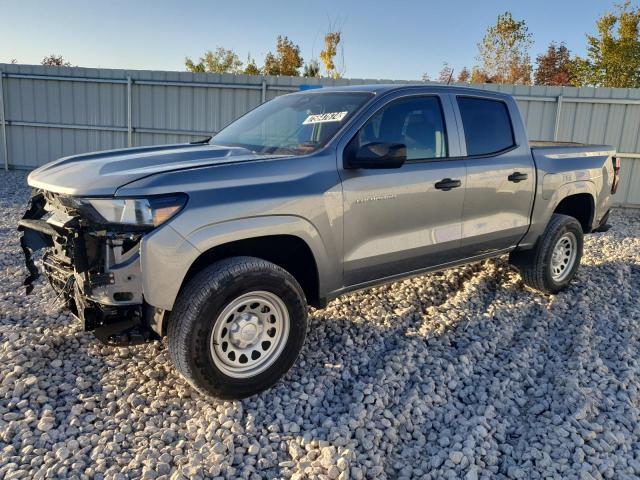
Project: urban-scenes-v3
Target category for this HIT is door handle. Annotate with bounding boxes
[434,178,462,191]
[508,172,528,183]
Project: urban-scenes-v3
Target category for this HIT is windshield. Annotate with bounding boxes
[211,91,373,155]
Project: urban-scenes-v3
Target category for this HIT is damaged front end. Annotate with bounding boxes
[18,191,185,346]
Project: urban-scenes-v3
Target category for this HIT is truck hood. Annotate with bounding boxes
[27,143,279,196]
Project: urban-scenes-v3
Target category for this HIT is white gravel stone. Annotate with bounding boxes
[449,451,464,464]
[1,170,640,479]
[55,447,71,461]
[336,456,348,471]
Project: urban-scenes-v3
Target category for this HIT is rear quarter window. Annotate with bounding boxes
[457,96,515,156]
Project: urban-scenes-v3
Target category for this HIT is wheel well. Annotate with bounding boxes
[181,235,320,306]
[553,193,594,232]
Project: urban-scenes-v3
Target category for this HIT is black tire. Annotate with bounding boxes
[168,256,307,399]
[509,214,583,294]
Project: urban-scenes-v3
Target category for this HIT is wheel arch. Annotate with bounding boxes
[142,215,336,317]
[518,180,597,249]
[552,192,595,233]
[181,234,321,307]
[177,215,336,309]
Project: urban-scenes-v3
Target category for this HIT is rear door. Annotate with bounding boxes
[454,95,536,256]
[338,91,467,287]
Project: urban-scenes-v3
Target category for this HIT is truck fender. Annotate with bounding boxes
[141,215,335,311]
[545,178,597,214]
[518,179,597,249]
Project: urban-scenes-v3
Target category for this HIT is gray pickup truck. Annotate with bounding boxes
[19,85,619,398]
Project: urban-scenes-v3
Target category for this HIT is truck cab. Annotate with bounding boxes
[336,87,537,286]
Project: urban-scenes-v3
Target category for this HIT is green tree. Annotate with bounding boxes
[475,11,533,84]
[185,47,243,74]
[534,42,575,86]
[41,54,71,66]
[303,60,321,77]
[320,30,343,78]
[262,36,304,76]
[243,54,261,75]
[572,1,640,87]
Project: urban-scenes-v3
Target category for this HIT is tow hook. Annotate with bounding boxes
[93,319,155,346]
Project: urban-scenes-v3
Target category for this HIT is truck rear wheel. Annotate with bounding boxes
[168,256,308,399]
[509,213,583,294]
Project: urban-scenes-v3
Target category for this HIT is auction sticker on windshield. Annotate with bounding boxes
[303,111,349,124]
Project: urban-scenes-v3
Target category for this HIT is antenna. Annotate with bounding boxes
[447,69,455,85]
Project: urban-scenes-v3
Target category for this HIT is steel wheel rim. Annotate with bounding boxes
[210,291,290,378]
[550,232,577,282]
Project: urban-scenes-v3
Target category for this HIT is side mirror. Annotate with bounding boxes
[345,142,407,169]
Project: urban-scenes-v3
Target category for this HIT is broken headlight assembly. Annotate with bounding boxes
[18,191,189,346]
[72,193,188,229]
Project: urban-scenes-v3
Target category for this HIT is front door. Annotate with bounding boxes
[339,93,467,287]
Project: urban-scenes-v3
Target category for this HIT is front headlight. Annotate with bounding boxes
[78,194,188,227]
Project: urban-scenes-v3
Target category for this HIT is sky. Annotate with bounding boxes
[0,0,631,80]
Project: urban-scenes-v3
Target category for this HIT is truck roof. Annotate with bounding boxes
[293,83,512,99]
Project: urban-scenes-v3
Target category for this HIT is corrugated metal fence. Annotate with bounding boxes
[0,63,638,206]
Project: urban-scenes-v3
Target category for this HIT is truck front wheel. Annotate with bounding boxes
[168,256,308,399]
[510,213,584,294]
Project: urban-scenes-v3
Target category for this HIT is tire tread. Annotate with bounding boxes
[168,256,307,398]
[510,214,583,294]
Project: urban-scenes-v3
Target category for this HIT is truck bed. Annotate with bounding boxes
[530,141,615,159]
[525,140,616,244]
[529,141,588,148]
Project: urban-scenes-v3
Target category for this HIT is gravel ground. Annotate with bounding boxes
[1,169,640,480]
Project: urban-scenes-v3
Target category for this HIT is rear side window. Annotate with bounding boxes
[457,97,515,156]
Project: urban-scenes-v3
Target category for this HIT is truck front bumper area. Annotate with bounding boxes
[18,191,165,346]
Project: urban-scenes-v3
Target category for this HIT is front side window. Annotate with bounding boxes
[457,96,515,156]
[350,96,448,161]
[211,92,373,155]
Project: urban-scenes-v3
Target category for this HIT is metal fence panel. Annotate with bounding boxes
[0,63,638,206]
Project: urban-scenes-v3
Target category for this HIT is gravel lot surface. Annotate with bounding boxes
[1,169,640,480]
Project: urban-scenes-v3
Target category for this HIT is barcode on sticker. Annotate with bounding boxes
[303,111,348,124]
